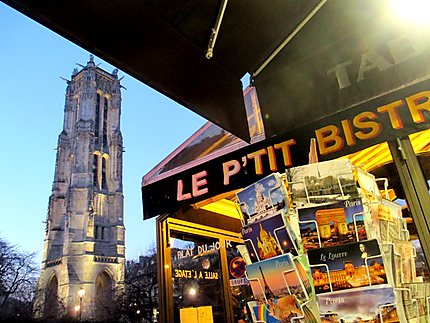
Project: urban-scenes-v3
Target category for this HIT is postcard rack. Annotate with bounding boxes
[235,159,424,323]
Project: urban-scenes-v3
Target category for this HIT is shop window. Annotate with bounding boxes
[226,241,253,322]
[170,231,225,323]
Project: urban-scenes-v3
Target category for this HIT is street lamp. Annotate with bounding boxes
[77,287,85,320]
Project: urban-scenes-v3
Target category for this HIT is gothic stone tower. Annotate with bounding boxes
[35,56,125,320]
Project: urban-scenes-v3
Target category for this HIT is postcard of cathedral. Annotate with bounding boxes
[241,210,299,263]
[297,198,367,251]
[286,159,359,206]
[236,173,289,223]
[317,285,398,323]
[307,239,387,294]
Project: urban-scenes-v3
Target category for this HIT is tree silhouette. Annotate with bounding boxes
[0,237,38,320]
[116,244,158,323]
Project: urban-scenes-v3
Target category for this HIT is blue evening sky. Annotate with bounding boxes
[0,3,210,264]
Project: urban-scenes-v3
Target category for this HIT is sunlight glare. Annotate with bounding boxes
[391,0,430,26]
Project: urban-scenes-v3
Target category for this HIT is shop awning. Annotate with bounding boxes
[4,0,430,219]
[5,1,430,143]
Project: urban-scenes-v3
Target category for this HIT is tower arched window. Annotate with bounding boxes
[95,93,101,144]
[75,96,80,123]
[92,154,99,188]
[101,157,107,190]
[102,97,108,148]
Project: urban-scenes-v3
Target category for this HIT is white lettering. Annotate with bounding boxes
[327,60,353,89]
[357,51,393,82]
[327,35,427,89]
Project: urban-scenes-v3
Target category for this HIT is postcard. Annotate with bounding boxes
[241,210,299,263]
[286,159,359,205]
[401,282,430,321]
[317,285,398,323]
[297,198,367,251]
[379,243,396,287]
[248,296,321,322]
[246,253,312,304]
[246,253,321,322]
[355,166,382,201]
[320,312,340,323]
[393,239,417,286]
[307,239,387,294]
[248,301,291,323]
[236,173,289,223]
[367,198,406,243]
[379,217,408,243]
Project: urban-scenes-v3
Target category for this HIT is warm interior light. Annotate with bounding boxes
[74,305,81,312]
[77,287,85,298]
[391,0,430,25]
[188,287,197,296]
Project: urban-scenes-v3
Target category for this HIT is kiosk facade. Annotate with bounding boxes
[143,87,430,322]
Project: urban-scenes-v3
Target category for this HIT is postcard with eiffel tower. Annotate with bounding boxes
[246,254,312,303]
[246,253,319,322]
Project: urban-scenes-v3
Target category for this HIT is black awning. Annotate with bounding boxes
[3,1,430,142]
[1,0,326,142]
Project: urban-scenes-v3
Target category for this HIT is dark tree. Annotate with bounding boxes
[0,237,38,320]
[117,245,158,323]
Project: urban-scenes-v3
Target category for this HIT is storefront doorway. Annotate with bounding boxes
[157,216,253,323]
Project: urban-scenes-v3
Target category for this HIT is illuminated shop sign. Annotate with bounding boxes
[174,269,219,280]
[143,79,430,219]
[175,240,234,260]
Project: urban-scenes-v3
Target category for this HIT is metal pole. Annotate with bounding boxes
[252,0,327,79]
[79,296,82,321]
[388,137,430,267]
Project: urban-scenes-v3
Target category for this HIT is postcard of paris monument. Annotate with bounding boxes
[307,239,387,294]
[236,173,289,223]
[286,159,359,206]
[241,210,299,263]
[297,198,367,251]
[246,253,319,322]
[317,285,398,323]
